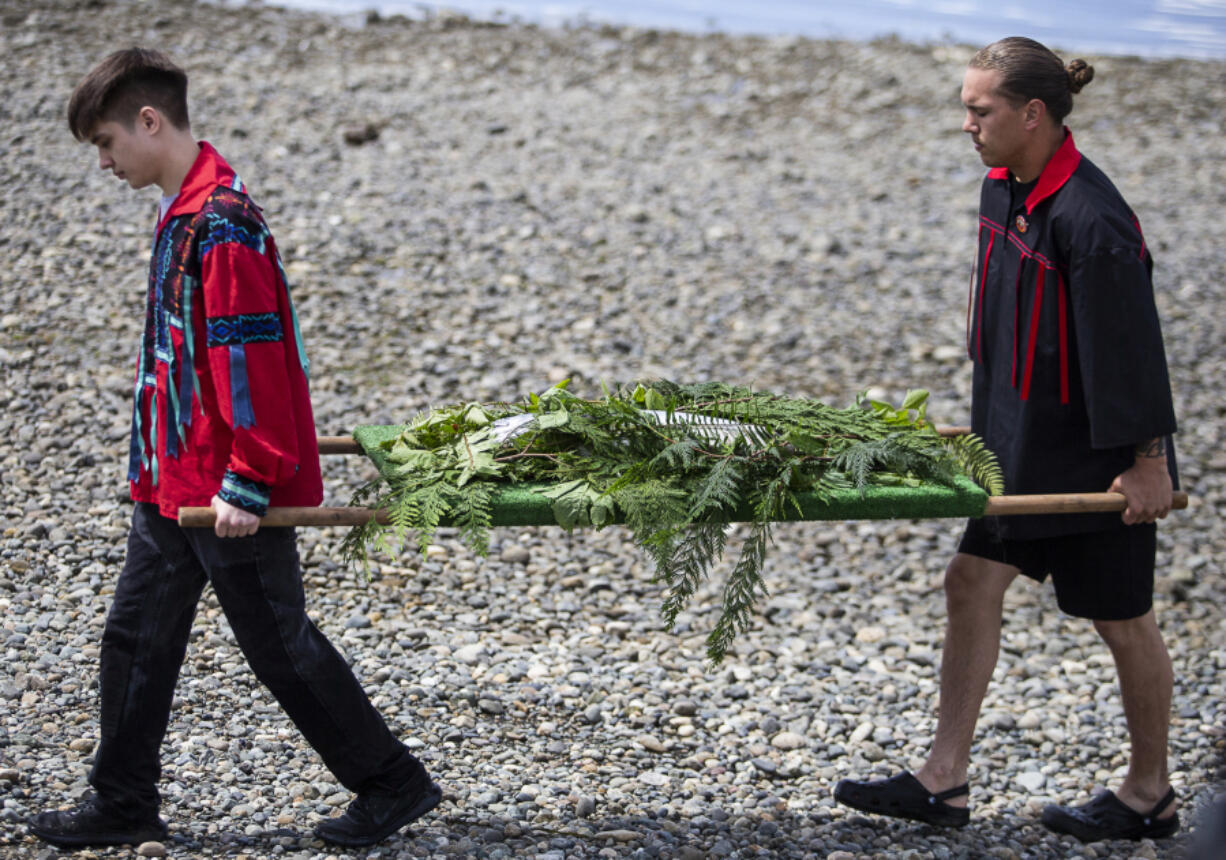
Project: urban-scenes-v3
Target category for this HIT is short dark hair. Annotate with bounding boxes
[970,37,1094,124]
[67,47,189,141]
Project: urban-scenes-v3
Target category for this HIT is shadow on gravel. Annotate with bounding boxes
[166,825,423,855]
[410,809,1090,858]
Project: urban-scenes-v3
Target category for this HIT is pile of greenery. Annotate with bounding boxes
[342,381,1001,663]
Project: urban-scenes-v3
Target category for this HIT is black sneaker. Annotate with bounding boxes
[314,780,442,847]
[29,798,167,848]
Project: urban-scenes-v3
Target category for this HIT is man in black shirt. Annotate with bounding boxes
[834,37,1179,844]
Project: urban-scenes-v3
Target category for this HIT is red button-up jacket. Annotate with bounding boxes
[128,142,322,519]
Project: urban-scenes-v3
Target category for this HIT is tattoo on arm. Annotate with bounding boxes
[1136,437,1166,458]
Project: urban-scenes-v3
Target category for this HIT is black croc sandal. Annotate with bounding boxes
[833,771,970,828]
[1041,787,1179,843]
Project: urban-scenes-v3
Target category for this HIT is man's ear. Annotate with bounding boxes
[138,105,162,134]
[1022,98,1048,131]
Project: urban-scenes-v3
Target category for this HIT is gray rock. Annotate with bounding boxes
[636,734,667,752]
[452,644,486,664]
[341,122,380,145]
[771,731,806,750]
[595,829,640,842]
[1016,771,1046,792]
[751,757,778,775]
[478,697,505,715]
[500,545,531,564]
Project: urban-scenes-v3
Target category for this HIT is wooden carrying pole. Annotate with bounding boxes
[178,491,1190,528]
[318,435,363,455]
[177,506,391,527]
[983,491,1189,516]
[181,431,1186,527]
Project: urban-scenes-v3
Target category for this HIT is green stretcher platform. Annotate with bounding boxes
[350,424,990,526]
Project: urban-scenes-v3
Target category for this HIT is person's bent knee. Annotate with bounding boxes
[943,553,1016,608]
[1092,609,1157,649]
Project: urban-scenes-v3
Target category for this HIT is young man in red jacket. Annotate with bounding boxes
[834,37,1179,843]
[31,48,440,849]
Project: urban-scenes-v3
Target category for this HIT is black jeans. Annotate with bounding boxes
[89,503,424,820]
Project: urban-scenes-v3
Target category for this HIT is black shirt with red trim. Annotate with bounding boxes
[966,129,1177,539]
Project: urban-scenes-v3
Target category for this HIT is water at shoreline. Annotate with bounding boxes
[271,0,1226,59]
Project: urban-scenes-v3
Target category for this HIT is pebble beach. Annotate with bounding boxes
[2,0,1225,857]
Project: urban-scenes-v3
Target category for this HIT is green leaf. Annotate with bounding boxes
[539,479,586,500]
[413,410,452,430]
[456,450,497,486]
[540,479,594,528]
[393,449,439,472]
[590,494,616,527]
[901,389,928,411]
[535,408,570,430]
[448,427,501,486]
[539,381,569,402]
[899,389,929,425]
[463,403,491,426]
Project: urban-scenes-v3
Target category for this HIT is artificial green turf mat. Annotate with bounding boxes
[353,424,989,525]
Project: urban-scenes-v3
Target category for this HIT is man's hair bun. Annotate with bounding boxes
[1067,59,1095,94]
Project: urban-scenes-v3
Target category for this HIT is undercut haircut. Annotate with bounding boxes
[67,47,189,141]
[970,36,1094,124]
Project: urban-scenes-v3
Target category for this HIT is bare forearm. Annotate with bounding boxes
[1111,437,1172,524]
[1134,437,1166,461]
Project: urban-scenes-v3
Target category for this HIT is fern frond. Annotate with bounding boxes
[831,438,893,490]
[411,482,454,555]
[338,516,380,577]
[613,478,690,575]
[705,521,772,665]
[754,460,798,521]
[611,478,689,531]
[659,521,728,629]
[944,433,1005,495]
[389,486,418,551]
[686,457,743,519]
[650,437,702,472]
[452,483,494,555]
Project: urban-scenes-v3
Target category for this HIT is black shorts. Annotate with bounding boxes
[957,518,1157,621]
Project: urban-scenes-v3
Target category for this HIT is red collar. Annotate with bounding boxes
[156,142,239,233]
[987,128,1082,214]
